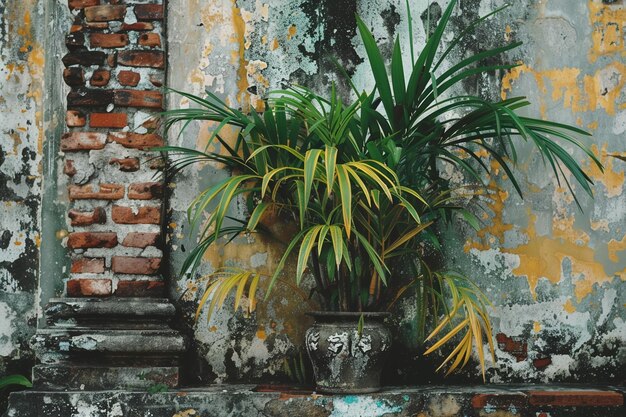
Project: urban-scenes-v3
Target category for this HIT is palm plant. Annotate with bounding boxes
[159,0,601,377]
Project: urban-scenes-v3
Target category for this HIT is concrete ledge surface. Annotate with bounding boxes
[5,384,625,417]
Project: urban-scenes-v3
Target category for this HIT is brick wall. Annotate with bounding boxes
[62,0,166,298]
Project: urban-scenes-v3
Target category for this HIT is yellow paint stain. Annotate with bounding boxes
[261,35,267,45]
[590,219,609,232]
[585,144,624,198]
[287,25,297,40]
[501,62,626,116]
[231,3,251,111]
[256,327,267,340]
[563,298,576,313]
[587,121,599,130]
[608,235,626,262]
[14,241,22,246]
[169,222,177,229]
[588,0,626,62]
[270,38,279,50]
[209,325,218,332]
[533,321,541,333]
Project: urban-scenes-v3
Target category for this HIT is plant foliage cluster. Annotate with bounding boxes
[160,0,600,376]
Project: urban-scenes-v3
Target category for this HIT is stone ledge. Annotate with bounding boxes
[5,384,625,417]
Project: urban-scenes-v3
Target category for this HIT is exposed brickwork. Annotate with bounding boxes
[118,70,141,86]
[108,132,164,149]
[69,0,100,11]
[67,232,117,249]
[115,280,165,297]
[63,67,85,86]
[112,205,161,224]
[71,258,106,274]
[89,69,111,87]
[113,89,163,108]
[109,157,140,172]
[68,207,106,227]
[128,182,162,200]
[134,4,164,21]
[66,110,86,127]
[67,279,112,297]
[90,113,128,128]
[117,50,165,68]
[120,22,154,31]
[62,1,166,295]
[528,391,624,407]
[61,132,107,151]
[90,33,129,48]
[139,33,162,48]
[84,5,126,22]
[496,333,528,362]
[122,232,159,248]
[69,184,125,200]
[111,257,161,275]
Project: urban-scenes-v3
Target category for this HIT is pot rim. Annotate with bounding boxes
[306,311,392,319]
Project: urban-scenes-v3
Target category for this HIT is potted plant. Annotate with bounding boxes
[159,0,601,393]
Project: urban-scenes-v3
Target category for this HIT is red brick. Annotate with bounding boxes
[63,67,85,86]
[122,232,159,248]
[67,279,112,297]
[113,89,163,108]
[128,182,162,200]
[69,184,125,200]
[84,5,126,22]
[67,88,114,107]
[107,52,117,67]
[496,333,527,362]
[69,0,100,10]
[108,132,164,149]
[533,356,552,369]
[89,69,111,87]
[71,258,105,274]
[90,112,128,128]
[68,207,106,226]
[528,391,623,407]
[66,32,85,50]
[64,160,77,177]
[67,232,117,249]
[66,110,86,127]
[61,132,107,151]
[85,22,109,30]
[115,280,165,297]
[117,70,140,86]
[134,4,164,21]
[112,205,161,224]
[109,157,140,172]
[62,50,106,67]
[120,22,154,31]
[471,393,527,409]
[138,33,161,48]
[90,33,129,48]
[112,256,161,275]
[117,50,164,68]
[70,24,83,33]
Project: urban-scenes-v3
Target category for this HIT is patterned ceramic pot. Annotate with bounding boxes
[305,311,392,394]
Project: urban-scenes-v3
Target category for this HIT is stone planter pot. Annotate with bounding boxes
[305,311,392,394]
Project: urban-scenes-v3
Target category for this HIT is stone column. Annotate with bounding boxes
[31,0,185,390]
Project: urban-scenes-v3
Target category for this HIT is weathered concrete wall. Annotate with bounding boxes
[0,0,45,378]
[167,0,626,385]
